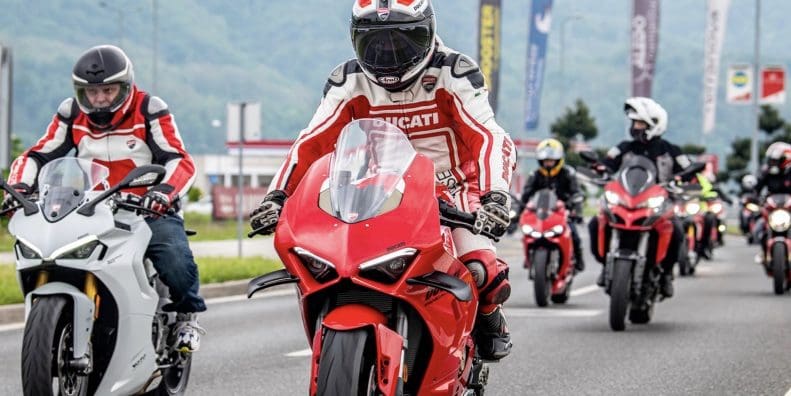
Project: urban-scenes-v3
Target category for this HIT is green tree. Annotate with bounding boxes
[187,186,203,202]
[680,144,706,155]
[759,104,785,135]
[724,137,752,181]
[549,99,598,167]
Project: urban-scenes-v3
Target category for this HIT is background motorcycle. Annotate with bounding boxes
[761,193,791,295]
[675,193,703,276]
[3,158,192,396]
[506,192,524,235]
[580,152,703,331]
[519,188,576,306]
[248,119,498,396]
[739,192,762,244]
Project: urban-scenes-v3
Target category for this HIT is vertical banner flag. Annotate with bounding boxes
[630,0,660,97]
[726,64,752,104]
[0,45,11,169]
[525,0,553,130]
[702,0,731,134]
[478,0,502,112]
[760,66,786,104]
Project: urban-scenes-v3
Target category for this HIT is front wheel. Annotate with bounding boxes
[772,242,788,295]
[609,259,632,332]
[22,296,89,396]
[532,248,551,307]
[316,329,381,396]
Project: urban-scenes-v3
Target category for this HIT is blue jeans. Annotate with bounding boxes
[146,216,207,313]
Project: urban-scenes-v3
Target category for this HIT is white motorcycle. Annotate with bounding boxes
[4,157,192,395]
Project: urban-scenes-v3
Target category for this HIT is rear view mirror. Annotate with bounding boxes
[579,151,599,163]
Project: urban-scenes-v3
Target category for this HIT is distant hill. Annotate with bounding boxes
[2,0,790,160]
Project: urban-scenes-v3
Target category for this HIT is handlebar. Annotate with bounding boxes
[114,195,174,217]
[438,199,499,241]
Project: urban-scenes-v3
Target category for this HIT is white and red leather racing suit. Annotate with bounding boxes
[270,43,516,307]
[8,86,195,202]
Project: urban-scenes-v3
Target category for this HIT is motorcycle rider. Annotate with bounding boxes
[249,0,516,361]
[739,174,759,237]
[753,141,791,264]
[588,97,695,298]
[520,138,585,272]
[2,45,206,352]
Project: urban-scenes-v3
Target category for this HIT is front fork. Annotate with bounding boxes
[604,231,650,296]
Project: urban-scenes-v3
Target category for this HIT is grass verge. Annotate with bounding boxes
[0,256,283,306]
[183,212,248,241]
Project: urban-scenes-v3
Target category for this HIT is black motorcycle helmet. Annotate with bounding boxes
[72,45,135,129]
[350,0,436,90]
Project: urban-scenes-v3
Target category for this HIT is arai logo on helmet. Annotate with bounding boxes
[378,75,401,85]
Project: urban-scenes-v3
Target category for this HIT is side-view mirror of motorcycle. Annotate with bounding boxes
[579,150,599,164]
[674,161,706,180]
[575,166,609,186]
[77,165,167,216]
[0,175,39,216]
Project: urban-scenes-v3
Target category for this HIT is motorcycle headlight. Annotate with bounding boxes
[521,225,534,235]
[16,238,42,260]
[604,191,622,206]
[768,209,791,232]
[638,196,665,209]
[709,202,723,214]
[50,235,104,260]
[293,247,337,282]
[359,248,418,283]
[745,203,761,212]
[543,224,565,238]
[685,202,701,216]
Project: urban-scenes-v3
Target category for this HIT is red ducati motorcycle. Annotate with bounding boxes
[675,194,703,276]
[248,119,497,395]
[519,188,575,306]
[582,153,702,331]
[762,193,791,294]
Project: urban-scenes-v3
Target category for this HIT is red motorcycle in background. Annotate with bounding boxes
[248,119,496,395]
[675,194,704,276]
[581,153,703,331]
[519,188,576,307]
[761,193,791,295]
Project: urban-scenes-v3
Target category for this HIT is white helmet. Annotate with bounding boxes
[624,97,668,143]
[741,174,757,190]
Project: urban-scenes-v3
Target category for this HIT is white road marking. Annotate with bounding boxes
[784,386,791,396]
[570,284,600,297]
[285,348,313,357]
[0,323,24,333]
[506,307,602,318]
[206,288,296,305]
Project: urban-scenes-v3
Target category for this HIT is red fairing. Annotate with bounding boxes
[519,199,574,294]
[276,153,480,394]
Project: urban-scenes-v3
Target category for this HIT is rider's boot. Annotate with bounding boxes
[174,312,206,353]
[573,244,585,272]
[659,272,674,298]
[474,305,512,361]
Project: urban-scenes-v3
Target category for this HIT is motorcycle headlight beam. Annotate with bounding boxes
[768,209,791,232]
[50,235,103,261]
[16,237,42,260]
[685,202,701,216]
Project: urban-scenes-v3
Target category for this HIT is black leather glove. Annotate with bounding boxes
[474,191,511,238]
[250,190,287,236]
[2,183,32,215]
[141,184,175,216]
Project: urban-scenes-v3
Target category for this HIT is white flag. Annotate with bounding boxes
[701,0,731,135]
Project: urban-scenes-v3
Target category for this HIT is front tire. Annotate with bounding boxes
[316,329,380,396]
[772,243,788,295]
[532,248,551,307]
[609,259,632,332]
[22,296,88,396]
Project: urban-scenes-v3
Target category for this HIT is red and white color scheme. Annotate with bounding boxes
[269,43,516,216]
[760,66,786,104]
[8,87,195,200]
[353,0,430,19]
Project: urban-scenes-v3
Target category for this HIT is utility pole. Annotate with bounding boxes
[152,0,159,92]
[750,0,761,175]
[237,103,246,258]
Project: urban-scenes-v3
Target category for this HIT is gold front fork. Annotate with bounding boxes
[84,273,100,319]
[35,270,49,288]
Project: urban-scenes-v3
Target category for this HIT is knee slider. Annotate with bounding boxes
[460,250,511,305]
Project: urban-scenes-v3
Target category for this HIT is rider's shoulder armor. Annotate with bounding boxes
[57,98,79,122]
[142,96,170,121]
[323,59,363,97]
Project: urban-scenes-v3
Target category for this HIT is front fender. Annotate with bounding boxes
[25,282,94,359]
[321,304,403,396]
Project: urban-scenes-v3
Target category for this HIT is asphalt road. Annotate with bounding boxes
[1,234,790,395]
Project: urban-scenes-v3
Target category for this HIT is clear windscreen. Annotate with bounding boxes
[617,155,658,196]
[37,157,110,221]
[527,189,559,220]
[329,119,416,223]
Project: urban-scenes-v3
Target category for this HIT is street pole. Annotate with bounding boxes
[237,103,246,258]
[750,0,761,175]
[152,0,159,92]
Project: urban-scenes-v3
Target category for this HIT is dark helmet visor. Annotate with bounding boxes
[352,22,433,78]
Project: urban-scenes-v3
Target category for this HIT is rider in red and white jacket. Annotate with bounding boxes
[250,0,516,361]
[5,45,206,353]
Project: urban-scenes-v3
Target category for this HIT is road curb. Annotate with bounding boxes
[0,278,264,327]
